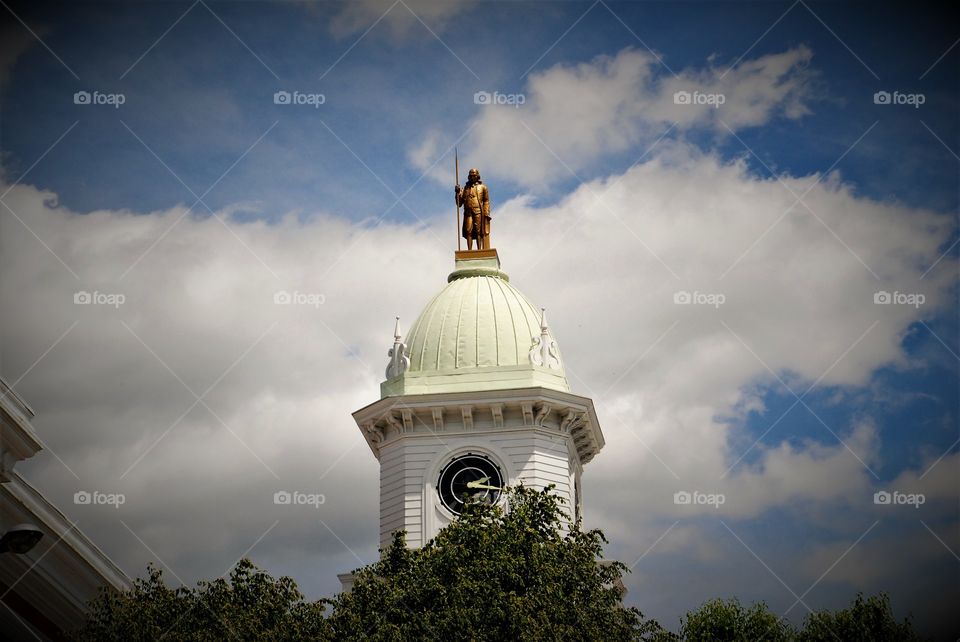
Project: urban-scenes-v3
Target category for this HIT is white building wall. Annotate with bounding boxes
[379,428,577,549]
[379,439,431,548]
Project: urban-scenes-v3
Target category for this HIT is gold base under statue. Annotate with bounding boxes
[449,248,503,282]
[455,248,498,261]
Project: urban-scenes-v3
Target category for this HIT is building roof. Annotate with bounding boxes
[381,251,570,397]
[1,376,131,639]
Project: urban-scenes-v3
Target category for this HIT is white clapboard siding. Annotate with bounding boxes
[377,426,581,548]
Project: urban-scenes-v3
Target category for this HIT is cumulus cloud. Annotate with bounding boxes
[0,141,955,630]
[413,45,815,188]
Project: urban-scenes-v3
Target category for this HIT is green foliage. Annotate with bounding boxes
[797,593,926,642]
[73,488,925,642]
[72,558,329,641]
[675,593,926,642]
[679,598,792,642]
[325,485,664,641]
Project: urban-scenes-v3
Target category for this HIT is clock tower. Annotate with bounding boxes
[350,248,605,555]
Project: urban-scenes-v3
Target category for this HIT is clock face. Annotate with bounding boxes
[437,453,504,515]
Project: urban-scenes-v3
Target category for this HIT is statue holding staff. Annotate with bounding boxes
[455,167,491,250]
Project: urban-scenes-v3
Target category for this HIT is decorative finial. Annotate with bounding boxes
[529,308,561,370]
[386,317,410,380]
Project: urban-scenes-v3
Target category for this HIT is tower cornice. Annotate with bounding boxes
[352,386,605,466]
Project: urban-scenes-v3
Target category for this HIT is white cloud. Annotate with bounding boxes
[0,141,955,629]
[414,45,815,188]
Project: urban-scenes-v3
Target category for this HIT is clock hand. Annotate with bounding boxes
[466,482,502,491]
[466,476,489,488]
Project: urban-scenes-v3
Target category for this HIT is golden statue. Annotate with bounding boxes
[455,167,491,250]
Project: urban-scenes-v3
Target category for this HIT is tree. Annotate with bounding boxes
[798,593,926,642]
[678,598,792,642]
[673,593,927,642]
[73,486,661,641]
[73,558,329,641]
[325,485,665,641]
[73,489,925,641]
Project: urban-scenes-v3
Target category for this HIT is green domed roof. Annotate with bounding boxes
[408,271,543,371]
[381,252,569,397]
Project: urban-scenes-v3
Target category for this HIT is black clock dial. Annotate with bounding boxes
[438,453,503,515]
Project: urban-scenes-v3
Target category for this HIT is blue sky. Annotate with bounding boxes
[3,1,958,215]
[1,0,958,638]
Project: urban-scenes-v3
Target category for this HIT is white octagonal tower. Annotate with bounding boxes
[352,249,605,551]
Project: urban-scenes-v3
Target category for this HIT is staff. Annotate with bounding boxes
[454,147,461,250]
